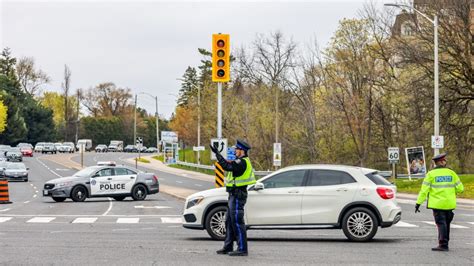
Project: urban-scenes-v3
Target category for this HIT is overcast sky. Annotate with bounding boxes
[1,0,387,119]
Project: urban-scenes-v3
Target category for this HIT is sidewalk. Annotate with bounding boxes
[123,155,214,182]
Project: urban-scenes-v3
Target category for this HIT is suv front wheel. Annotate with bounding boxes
[205,206,227,241]
[342,207,378,242]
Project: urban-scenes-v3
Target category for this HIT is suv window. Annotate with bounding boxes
[262,170,306,189]
[308,170,356,186]
[365,172,392,186]
[95,168,113,177]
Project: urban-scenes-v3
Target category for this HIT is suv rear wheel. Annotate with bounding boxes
[205,206,227,241]
[342,207,378,242]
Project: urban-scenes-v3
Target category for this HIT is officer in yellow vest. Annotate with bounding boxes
[416,153,464,251]
[210,139,256,256]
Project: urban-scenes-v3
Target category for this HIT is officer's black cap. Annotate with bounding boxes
[235,139,251,151]
[432,153,447,161]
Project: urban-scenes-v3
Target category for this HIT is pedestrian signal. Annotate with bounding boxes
[212,34,230,82]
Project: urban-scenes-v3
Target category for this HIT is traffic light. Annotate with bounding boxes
[212,34,230,82]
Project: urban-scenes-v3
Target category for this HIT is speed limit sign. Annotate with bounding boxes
[388,147,399,164]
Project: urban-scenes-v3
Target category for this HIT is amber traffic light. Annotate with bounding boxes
[212,34,230,82]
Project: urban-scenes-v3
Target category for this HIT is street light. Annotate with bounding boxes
[139,92,160,152]
[385,3,440,156]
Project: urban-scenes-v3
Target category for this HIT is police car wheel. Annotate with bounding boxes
[342,207,378,242]
[113,196,126,201]
[52,197,66,202]
[131,184,147,201]
[205,206,227,241]
[71,185,88,202]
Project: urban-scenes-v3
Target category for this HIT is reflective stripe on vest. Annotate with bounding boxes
[225,157,256,187]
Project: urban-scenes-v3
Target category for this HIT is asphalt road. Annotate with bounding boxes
[1,152,473,265]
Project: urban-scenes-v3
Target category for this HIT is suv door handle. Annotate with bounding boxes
[130,176,135,179]
[288,190,300,194]
[336,188,348,192]
[107,178,112,180]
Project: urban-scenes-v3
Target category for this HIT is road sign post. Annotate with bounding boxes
[273,143,282,168]
[387,147,399,180]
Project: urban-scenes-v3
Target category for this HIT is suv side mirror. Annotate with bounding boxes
[254,182,264,191]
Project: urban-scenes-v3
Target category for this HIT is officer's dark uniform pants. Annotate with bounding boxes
[223,193,247,252]
[433,209,454,248]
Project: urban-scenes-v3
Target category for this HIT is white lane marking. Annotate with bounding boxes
[33,195,37,198]
[161,217,183,224]
[35,191,39,193]
[72,217,98,224]
[394,221,418,228]
[55,168,70,171]
[468,222,474,225]
[33,187,37,190]
[396,199,416,204]
[176,181,183,184]
[141,227,155,230]
[0,217,13,223]
[50,231,63,234]
[23,201,30,204]
[112,228,130,231]
[195,184,202,187]
[181,174,188,177]
[116,218,139,224]
[134,206,172,209]
[0,214,181,217]
[30,184,34,187]
[0,208,11,212]
[27,217,55,223]
[101,198,113,216]
[36,158,63,178]
[422,221,469,229]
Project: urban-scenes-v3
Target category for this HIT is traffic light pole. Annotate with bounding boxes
[217,82,222,139]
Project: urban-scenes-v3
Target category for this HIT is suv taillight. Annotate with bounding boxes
[153,175,158,183]
[376,187,394,199]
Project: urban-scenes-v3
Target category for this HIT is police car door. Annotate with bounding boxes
[113,167,137,194]
[90,168,116,196]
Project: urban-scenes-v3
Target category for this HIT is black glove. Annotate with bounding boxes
[209,144,218,154]
[415,204,421,213]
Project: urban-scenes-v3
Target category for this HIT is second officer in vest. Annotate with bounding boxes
[210,139,256,256]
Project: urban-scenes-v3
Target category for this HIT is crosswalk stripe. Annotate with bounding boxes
[72,217,98,224]
[422,221,469,229]
[116,218,139,224]
[27,217,55,223]
[0,217,12,223]
[394,221,418,228]
[161,217,183,224]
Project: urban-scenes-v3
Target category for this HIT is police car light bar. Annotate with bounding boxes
[97,161,116,166]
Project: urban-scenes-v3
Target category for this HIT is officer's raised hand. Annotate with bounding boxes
[415,203,421,213]
[209,144,218,154]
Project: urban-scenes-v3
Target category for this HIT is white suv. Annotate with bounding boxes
[182,165,401,242]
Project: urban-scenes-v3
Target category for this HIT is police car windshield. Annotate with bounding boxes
[73,167,101,177]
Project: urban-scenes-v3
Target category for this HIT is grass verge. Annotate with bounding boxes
[169,164,214,176]
[152,155,164,162]
[135,157,150,163]
[395,174,473,199]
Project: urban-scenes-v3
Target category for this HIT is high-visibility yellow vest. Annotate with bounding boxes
[416,167,464,210]
[225,157,256,187]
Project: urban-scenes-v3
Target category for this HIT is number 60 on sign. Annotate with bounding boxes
[388,147,399,164]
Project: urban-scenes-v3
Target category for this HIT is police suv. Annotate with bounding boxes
[43,162,159,202]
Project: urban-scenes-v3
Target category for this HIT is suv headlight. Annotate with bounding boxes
[186,196,204,209]
[56,181,73,188]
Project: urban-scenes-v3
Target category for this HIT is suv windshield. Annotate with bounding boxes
[7,163,26,170]
[365,172,392,186]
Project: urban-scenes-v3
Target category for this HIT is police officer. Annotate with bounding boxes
[416,153,464,251]
[210,139,256,257]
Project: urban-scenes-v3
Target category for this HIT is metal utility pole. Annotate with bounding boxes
[134,94,137,148]
[217,82,222,139]
[275,84,279,143]
[155,95,160,152]
[384,3,440,156]
[197,84,201,164]
[75,90,80,145]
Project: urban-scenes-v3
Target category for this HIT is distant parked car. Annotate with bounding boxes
[0,161,9,177]
[124,145,136,153]
[17,143,33,149]
[4,162,29,182]
[139,146,147,153]
[145,147,158,153]
[42,143,57,154]
[6,148,23,162]
[20,147,33,157]
[61,142,75,153]
[34,142,46,152]
[95,144,108,153]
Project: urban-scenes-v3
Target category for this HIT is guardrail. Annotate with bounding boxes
[177,161,273,177]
